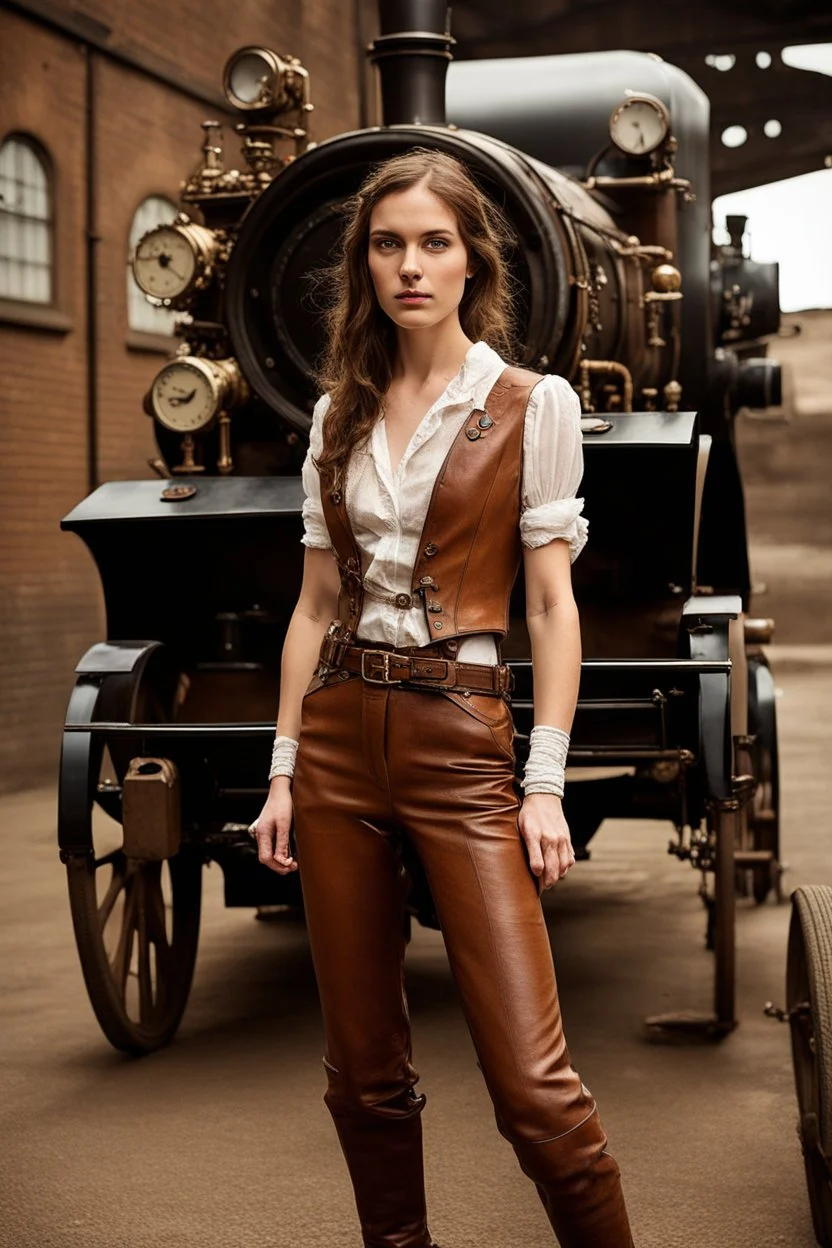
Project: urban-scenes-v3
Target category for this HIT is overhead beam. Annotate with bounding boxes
[451,1,832,60]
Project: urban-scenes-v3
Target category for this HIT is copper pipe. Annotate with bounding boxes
[579,360,634,413]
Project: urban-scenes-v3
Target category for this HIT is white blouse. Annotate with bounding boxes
[300,340,588,664]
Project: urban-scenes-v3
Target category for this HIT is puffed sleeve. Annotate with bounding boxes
[300,393,334,550]
[519,373,589,561]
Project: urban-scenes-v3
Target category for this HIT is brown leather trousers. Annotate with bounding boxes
[292,664,634,1248]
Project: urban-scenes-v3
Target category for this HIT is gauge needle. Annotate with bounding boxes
[156,253,187,281]
[632,121,646,150]
[169,389,197,406]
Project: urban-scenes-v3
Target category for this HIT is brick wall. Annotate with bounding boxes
[0,1,365,795]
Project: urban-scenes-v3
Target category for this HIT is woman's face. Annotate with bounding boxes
[367,181,473,332]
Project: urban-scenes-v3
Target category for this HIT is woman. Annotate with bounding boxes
[250,148,634,1248]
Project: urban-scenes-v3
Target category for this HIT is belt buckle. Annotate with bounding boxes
[361,649,404,684]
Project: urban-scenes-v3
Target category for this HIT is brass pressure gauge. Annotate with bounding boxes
[132,221,218,303]
[223,47,294,112]
[609,94,671,156]
[150,357,247,434]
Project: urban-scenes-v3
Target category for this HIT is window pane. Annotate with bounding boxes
[31,262,50,302]
[0,135,53,303]
[0,213,12,260]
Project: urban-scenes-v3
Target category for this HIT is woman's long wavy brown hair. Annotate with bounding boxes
[312,147,519,488]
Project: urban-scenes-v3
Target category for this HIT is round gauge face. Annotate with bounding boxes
[610,96,670,156]
[133,225,197,299]
[151,361,217,432]
[227,51,275,108]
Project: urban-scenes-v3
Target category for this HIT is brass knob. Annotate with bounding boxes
[652,264,682,293]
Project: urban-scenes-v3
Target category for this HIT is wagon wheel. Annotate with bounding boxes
[787,885,832,1246]
[747,653,781,904]
[65,847,202,1054]
[61,647,202,1054]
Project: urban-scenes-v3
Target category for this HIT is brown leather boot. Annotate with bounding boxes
[328,1087,435,1248]
[510,1107,634,1247]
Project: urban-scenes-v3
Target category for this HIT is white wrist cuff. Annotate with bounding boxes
[269,735,299,781]
[521,724,570,798]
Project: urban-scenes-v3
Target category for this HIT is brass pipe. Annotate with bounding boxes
[579,360,634,413]
[217,411,234,475]
[582,169,691,193]
[617,243,674,262]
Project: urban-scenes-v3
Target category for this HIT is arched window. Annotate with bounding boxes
[128,195,178,335]
[0,134,54,304]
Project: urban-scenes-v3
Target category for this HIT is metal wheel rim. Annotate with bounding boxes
[787,893,832,1246]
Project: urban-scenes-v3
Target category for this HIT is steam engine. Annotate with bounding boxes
[127,3,781,618]
[59,0,784,1051]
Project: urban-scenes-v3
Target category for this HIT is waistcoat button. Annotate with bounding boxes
[427,602,443,613]
[433,621,444,630]
[477,412,494,429]
[331,490,342,504]
[465,427,481,441]
[424,543,438,557]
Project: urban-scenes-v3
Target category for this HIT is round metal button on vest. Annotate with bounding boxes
[424,543,438,557]
[395,592,412,609]
[330,490,342,504]
[477,413,494,429]
[433,621,444,630]
[465,427,481,441]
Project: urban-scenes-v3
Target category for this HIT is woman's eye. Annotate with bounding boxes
[426,238,449,249]
[376,239,398,250]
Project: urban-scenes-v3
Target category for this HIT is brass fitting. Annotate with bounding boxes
[579,360,634,413]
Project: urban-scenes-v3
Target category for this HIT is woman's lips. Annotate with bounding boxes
[395,292,431,302]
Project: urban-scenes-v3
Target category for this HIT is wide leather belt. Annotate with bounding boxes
[322,641,513,696]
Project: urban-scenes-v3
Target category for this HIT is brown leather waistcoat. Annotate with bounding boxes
[320,365,544,649]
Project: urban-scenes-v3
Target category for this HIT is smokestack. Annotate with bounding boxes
[368,1,455,126]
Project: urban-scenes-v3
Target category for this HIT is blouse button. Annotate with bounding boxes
[395,592,413,609]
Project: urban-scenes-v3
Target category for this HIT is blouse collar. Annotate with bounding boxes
[372,340,508,484]
[442,339,507,408]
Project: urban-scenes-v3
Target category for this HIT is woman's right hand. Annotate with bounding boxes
[251,777,298,874]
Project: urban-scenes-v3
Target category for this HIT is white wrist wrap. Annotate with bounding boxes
[521,724,570,798]
[269,735,299,781]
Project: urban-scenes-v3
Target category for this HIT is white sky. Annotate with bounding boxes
[710,44,832,312]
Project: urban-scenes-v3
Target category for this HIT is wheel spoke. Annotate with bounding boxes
[145,868,173,981]
[94,847,123,871]
[97,855,127,929]
[136,870,156,1026]
[110,872,138,995]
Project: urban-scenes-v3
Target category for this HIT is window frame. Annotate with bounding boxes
[0,131,68,332]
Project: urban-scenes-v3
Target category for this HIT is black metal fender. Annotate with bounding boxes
[680,595,741,801]
[58,641,171,859]
[748,650,779,813]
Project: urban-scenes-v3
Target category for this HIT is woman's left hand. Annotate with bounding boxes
[518,793,576,893]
